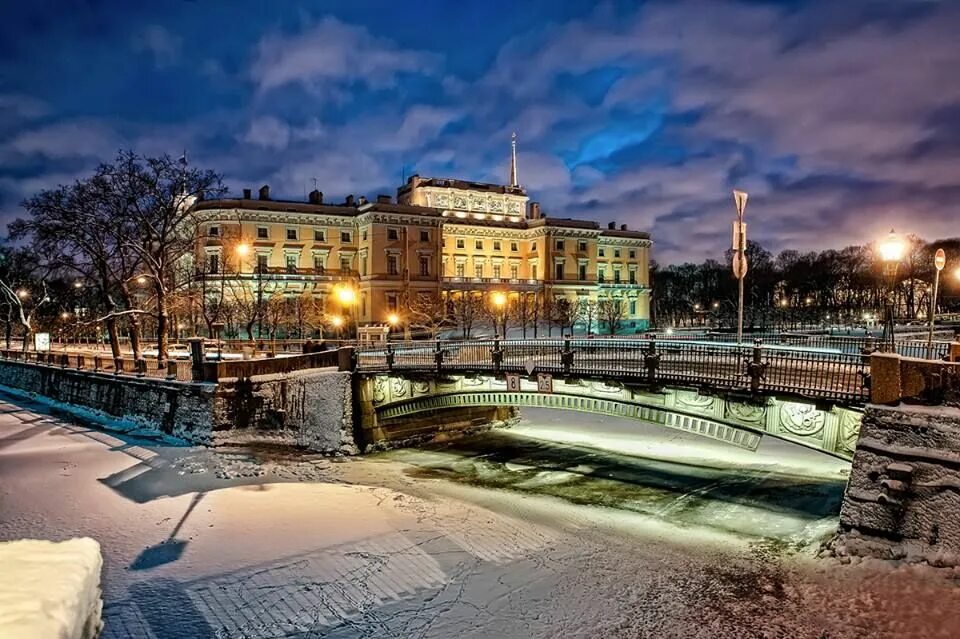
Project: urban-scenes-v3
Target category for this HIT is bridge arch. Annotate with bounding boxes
[357,373,863,460]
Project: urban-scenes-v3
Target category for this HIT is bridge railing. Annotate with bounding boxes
[356,337,871,404]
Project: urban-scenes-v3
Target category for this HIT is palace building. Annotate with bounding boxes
[190,138,652,334]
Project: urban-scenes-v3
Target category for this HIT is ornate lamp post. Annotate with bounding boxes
[927,248,946,358]
[335,285,357,341]
[878,229,905,350]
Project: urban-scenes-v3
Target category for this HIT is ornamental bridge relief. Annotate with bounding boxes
[355,372,863,459]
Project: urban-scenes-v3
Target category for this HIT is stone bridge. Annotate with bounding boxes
[356,372,863,459]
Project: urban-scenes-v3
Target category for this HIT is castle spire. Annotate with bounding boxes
[509,132,519,188]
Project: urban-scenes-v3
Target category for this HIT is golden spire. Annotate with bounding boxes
[509,132,519,188]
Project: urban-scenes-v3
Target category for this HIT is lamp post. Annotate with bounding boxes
[387,312,400,340]
[878,229,905,350]
[331,315,344,340]
[731,190,749,345]
[927,248,946,359]
[491,291,507,338]
[335,285,357,342]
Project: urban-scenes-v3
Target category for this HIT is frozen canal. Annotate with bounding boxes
[2,393,959,638]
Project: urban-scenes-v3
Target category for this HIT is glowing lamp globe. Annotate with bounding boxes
[878,229,905,263]
[491,292,507,308]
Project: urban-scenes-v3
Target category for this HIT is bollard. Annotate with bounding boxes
[166,360,178,381]
[491,338,503,374]
[561,338,574,376]
[644,337,660,385]
[745,338,768,394]
[93,355,102,372]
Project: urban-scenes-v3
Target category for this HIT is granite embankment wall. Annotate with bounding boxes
[0,358,216,442]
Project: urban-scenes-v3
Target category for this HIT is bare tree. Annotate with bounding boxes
[0,249,51,350]
[579,299,598,336]
[451,291,481,339]
[407,292,453,338]
[598,296,626,335]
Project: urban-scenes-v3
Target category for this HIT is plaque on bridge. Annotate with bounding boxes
[524,359,536,376]
[537,373,553,394]
[506,374,520,392]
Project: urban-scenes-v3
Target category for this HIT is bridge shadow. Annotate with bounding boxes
[402,430,847,523]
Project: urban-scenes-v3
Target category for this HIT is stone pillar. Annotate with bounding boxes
[839,404,960,558]
[187,337,205,381]
[337,346,355,372]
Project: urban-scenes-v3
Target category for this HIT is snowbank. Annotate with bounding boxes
[0,538,103,639]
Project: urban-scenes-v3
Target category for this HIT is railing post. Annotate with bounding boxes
[644,336,660,385]
[491,338,503,374]
[114,357,123,375]
[60,353,69,369]
[434,339,444,374]
[745,338,767,394]
[93,355,102,372]
[386,343,395,372]
[135,358,147,377]
[166,360,178,381]
[76,354,84,370]
[188,337,205,382]
[561,338,574,376]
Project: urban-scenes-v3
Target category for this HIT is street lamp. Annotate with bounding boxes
[16,289,28,299]
[878,229,905,349]
[335,286,358,340]
[331,315,344,340]
[927,248,946,358]
[731,189,749,344]
[491,291,507,337]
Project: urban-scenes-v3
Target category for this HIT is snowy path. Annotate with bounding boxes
[2,394,960,637]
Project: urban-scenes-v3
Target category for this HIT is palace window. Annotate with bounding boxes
[340,256,351,272]
[360,255,367,276]
[530,242,537,252]
[420,230,430,242]
[456,238,465,249]
[386,293,398,313]
[208,226,219,237]
[314,229,325,242]
[598,248,605,257]
[614,248,621,258]
[579,263,587,281]
[629,300,637,315]
[555,239,564,251]
[614,267,621,284]
[341,230,352,243]
[313,254,324,273]
[285,254,297,273]
[493,264,501,279]
[286,228,298,241]
[493,241,501,251]
[578,241,587,252]
[475,239,483,250]
[510,264,519,279]
[207,253,219,274]
[257,227,269,239]
[629,249,636,259]
[510,242,519,252]
[455,262,465,278]
[256,253,268,272]
[554,262,564,281]
[474,264,483,279]
[629,270,637,284]
[598,267,606,283]
[531,264,538,280]
[419,256,430,277]
[387,228,399,241]
[361,230,368,241]
[387,254,399,275]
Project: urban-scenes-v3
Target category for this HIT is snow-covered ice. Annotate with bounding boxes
[0,537,103,639]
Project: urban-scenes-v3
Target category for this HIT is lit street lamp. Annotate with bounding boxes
[927,248,946,358]
[491,291,507,337]
[335,286,358,340]
[878,229,905,349]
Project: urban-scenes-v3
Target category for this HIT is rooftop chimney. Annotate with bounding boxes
[608,221,616,230]
[308,190,323,205]
[345,194,355,207]
[529,202,541,219]
[377,194,391,204]
[242,188,252,200]
[358,195,368,206]
[258,184,270,200]
[620,224,627,231]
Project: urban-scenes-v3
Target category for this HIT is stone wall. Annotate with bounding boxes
[0,358,217,443]
[213,369,357,454]
[838,404,960,559]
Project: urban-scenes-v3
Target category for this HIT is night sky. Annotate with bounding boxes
[1,0,958,263]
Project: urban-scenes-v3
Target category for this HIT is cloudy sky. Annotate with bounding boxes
[1,0,958,263]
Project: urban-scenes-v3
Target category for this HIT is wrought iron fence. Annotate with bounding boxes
[357,337,871,404]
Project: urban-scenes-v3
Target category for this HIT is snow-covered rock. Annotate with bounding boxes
[0,538,103,639]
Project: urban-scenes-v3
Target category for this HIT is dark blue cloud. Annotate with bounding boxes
[1,0,959,263]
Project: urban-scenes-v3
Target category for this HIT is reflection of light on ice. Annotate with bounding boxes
[512,409,850,480]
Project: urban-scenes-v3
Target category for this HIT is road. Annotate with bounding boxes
[1,395,958,637]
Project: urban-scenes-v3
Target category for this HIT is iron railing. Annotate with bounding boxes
[356,337,872,404]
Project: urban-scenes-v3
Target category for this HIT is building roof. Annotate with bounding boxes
[398,174,527,197]
[192,197,358,217]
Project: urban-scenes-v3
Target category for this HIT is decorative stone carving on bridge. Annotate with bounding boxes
[590,380,623,395]
[372,375,388,404]
[675,390,715,410]
[412,380,430,395]
[391,377,409,399]
[837,410,861,456]
[779,401,825,436]
[726,401,766,426]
